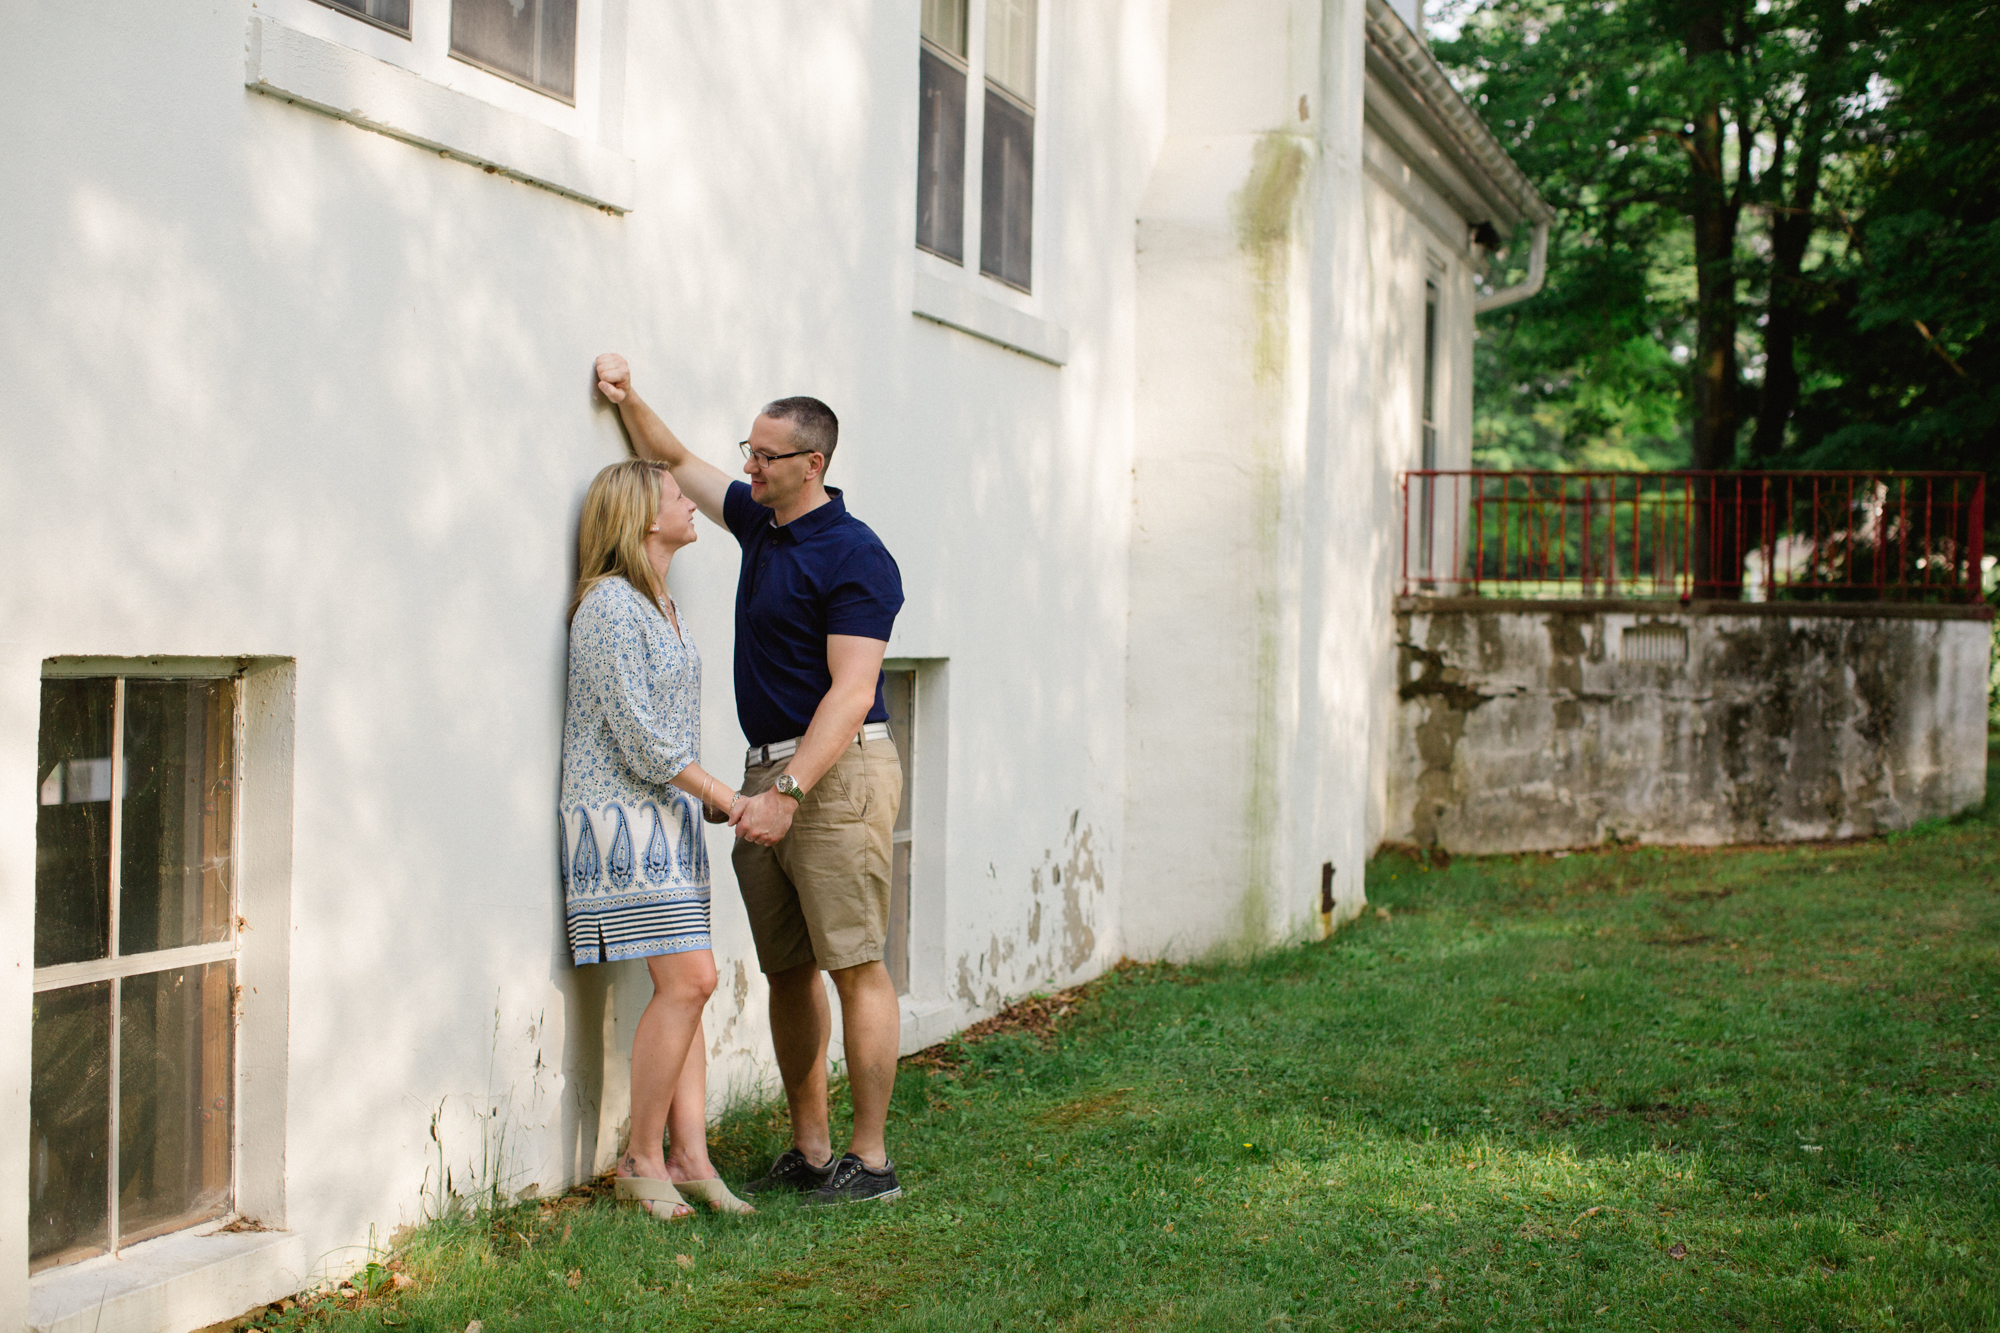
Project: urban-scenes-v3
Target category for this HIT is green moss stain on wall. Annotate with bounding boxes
[1222,132,1311,955]
[1233,132,1311,385]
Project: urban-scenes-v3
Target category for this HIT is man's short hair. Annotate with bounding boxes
[761,396,839,470]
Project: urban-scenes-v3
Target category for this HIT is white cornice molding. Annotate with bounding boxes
[1362,0,1553,231]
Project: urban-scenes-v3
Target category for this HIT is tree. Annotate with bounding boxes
[1434,0,1878,470]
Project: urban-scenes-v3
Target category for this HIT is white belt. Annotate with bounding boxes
[746,722,890,768]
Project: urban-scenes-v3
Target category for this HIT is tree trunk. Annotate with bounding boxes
[1686,6,1740,475]
[1749,134,1822,465]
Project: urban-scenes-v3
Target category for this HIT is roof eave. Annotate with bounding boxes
[1361,0,1554,233]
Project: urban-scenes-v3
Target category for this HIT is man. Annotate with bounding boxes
[593,353,907,1205]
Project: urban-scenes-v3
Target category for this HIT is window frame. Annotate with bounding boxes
[247,0,632,211]
[31,669,246,1274]
[882,669,918,996]
[909,0,1065,360]
[1418,277,1440,575]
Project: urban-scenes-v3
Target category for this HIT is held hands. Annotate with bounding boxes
[729,789,796,847]
[595,352,631,404]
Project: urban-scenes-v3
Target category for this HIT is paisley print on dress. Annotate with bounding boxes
[559,577,712,967]
[643,802,673,885]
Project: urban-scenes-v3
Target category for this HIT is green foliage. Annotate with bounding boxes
[1791,0,2000,484]
[281,784,2000,1331]
[1434,0,2000,494]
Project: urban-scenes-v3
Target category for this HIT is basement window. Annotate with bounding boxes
[883,669,918,996]
[1622,624,1690,664]
[31,675,240,1272]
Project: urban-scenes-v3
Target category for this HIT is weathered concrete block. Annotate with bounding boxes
[1388,599,1993,853]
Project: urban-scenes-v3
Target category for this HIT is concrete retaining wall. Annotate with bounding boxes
[1388,599,1994,853]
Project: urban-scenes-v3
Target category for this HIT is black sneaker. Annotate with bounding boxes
[802,1154,902,1206]
[741,1147,837,1196]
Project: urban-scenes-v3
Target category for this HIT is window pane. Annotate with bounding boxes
[36,679,113,968]
[316,0,412,33]
[119,963,234,1246]
[985,0,1036,105]
[921,0,968,57]
[884,671,915,836]
[121,681,234,956]
[451,0,577,101]
[917,48,968,263]
[888,840,911,996]
[980,90,1034,291]
[31,982,110,1272]
[537,0,578,101]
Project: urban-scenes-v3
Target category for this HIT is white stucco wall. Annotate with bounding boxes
[2,0,1526,1325]
[0,0,1158,1320]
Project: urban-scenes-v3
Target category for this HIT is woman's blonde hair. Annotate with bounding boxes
[570,460,669,620]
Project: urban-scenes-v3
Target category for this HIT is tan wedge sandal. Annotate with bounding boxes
[676,1178,756,1215]
[613,1174,692,1220]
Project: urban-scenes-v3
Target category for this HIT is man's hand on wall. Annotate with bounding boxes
[595,352,631,404]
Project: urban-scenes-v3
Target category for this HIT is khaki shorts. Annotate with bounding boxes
[734,735,901,975]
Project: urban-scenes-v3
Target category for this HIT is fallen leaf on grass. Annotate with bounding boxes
[466,1323,483,1333]
[676,1254,694,1269]
[1668,1243,1688,1260]
[566,1269,582,1289]
[1575,1206,1603,1222]
[392,1273,415,1291]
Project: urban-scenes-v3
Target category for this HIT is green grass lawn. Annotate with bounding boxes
[265,755,1998,1332]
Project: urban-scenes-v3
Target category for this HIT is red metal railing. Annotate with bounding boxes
[1399,471,1987,603]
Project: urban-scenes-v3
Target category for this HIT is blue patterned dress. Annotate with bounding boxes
[560,576,711,965]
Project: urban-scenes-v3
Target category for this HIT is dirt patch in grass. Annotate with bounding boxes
[1539,1102,1714,1128]
[902,959,1171,1071]
[1036,1088,1133,1127]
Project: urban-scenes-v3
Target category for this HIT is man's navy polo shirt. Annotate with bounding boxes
[723,481,905,747]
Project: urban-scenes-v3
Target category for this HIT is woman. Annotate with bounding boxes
[561,459,752,1219]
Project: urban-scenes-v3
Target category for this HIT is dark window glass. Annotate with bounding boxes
[315,0,412,35]
[121,681,235,956]
[883,670,916,996]
[1419,282,1440,574]
[917,47,968,263]
[36,679,114,968]
[980,89,1034,291]
[33,673,240,1274]
[118,963,235,1246]
[30,983,111,1271]
[451,0,578,102]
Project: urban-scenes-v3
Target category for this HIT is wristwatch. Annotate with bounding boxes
[772,773,805,804]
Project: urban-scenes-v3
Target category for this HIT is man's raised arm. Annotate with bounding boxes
[594,353,733,527]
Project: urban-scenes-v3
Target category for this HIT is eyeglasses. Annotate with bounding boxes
[739,440,816,468]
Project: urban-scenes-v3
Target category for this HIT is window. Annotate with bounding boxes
[1418,279,1440,576]
[248,0,628,211]
[914,0,1038,292]
[979,0,1036,291]
[451,0,578,102]
[314,0,411,35]
[882,669,918,995]
[917,1,969,262]
[32,675,240,1273]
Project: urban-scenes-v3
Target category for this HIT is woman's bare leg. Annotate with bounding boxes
[623,950,717,1214]
[664,1023,717,1182]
